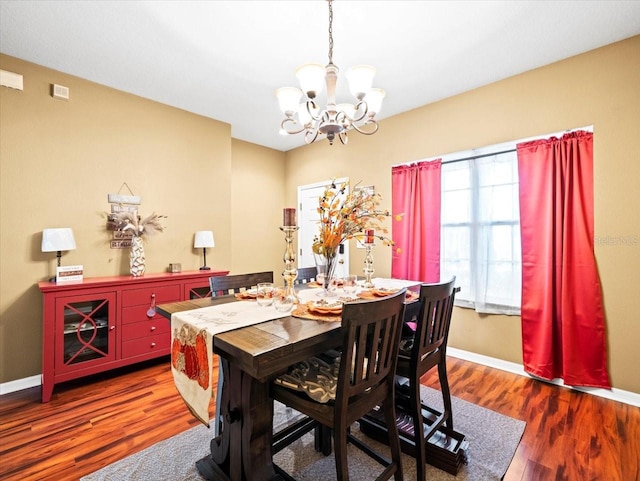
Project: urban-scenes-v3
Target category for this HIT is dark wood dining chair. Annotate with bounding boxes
[393,277,458,481]
[272,289,407,481]
[295,266,317,284]
[208,271,273,435]
[209,271,274,296]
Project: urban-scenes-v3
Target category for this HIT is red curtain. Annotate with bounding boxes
[391,160,441,283]
[517,131,610,388]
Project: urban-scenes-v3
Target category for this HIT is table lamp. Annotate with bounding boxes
[42,228,76,281]
[194,230,215,270]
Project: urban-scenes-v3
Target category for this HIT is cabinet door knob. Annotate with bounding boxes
[110,326,116,331]
[150,342,156,347]
[150,326,156,331]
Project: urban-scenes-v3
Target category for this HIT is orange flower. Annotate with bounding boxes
[312,180,397,257]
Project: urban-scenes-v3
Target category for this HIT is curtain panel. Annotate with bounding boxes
[517,131,610,388]
[391,160,441,283]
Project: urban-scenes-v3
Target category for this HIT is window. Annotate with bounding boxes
[440,147,521,315]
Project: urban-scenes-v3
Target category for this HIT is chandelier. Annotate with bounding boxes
[275,0,385,145]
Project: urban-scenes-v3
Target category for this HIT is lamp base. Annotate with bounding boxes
[199,266,211,271]
[49,277,57,283]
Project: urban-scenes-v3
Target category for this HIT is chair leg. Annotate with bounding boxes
[334,420,350,481]
[438,360,454,430]
[382,398,403,481]
[410,377,427,481]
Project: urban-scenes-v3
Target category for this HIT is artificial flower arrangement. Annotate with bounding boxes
[110,210,167,277]
[312,180,396,258]
[111,211,167,238]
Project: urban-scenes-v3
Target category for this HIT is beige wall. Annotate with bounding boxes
[284,36,640,394]
[2,36,639,395]
[230,139,286,280]
[0,55,284,384]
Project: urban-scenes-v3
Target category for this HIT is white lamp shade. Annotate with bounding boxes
[42,228,76,252]
[295,63,325,98]
[194,230,215,249]
[364,88,385,115]
[346,65,376,99]
[276,87,303,116]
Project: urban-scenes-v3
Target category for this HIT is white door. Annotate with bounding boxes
[297,178,350,278]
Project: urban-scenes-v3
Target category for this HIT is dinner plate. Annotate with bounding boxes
[358,287,399,299]
[372,287,399,296]
[306,301,343,315]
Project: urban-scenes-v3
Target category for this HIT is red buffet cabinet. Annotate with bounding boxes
[38,270,227,402]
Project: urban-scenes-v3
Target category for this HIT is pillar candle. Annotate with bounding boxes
[365,229,374,244]
[283,208,297,227]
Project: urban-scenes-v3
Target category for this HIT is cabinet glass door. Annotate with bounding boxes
[56,293,116,371]
[185,282,212,299]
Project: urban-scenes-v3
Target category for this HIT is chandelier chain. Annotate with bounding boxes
[328,0,334,64]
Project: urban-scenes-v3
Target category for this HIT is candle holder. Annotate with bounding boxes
[363,242,375,288]
[280,226,300,302]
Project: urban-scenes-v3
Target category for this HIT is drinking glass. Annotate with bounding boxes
[343,274,358,294]
[256,282,274,307]
[274,290,295,312]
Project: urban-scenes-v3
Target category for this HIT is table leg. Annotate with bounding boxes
[314,425,332,455]
[195,358,283,481]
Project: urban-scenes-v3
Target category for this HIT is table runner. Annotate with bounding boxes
[171,300,290,426]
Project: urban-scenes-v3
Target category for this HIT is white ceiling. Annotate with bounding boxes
[2,1,639,152]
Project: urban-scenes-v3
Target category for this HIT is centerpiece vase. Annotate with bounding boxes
[314,253,338,297]
[130,235,146,277]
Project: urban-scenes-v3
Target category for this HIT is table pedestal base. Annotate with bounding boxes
[196,359,284,481]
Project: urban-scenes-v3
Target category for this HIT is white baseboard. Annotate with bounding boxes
[447,347,640,408]
[2,351,639,408]
[0,375,41,396]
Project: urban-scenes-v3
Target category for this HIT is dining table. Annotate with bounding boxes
[157,279,421,481]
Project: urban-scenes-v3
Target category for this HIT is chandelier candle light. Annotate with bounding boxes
[276,0,385,145]
[281,208,300,302]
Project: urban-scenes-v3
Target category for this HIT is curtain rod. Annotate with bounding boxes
[441,148,516,165]
[393,148,516,168]
[394,126,593,168]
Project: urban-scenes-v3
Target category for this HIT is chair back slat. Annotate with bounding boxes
[209,271,274,297]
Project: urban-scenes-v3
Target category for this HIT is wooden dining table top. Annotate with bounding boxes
[157,295,344,382]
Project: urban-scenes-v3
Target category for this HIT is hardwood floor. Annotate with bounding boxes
[0,356,638,481]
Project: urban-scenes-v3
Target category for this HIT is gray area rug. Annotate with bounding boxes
[82,386,525,481]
